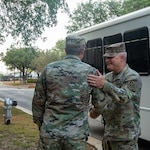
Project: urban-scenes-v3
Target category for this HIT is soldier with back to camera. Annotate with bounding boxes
[32,35,104,150]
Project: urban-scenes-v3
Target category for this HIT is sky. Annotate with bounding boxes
[35,0,89,50]
[0,0,88,74]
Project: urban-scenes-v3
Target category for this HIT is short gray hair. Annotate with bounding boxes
[118,52,127,62]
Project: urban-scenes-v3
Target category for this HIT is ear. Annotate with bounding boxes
[121,53,126,60]
[79,49,85,60]
[81,49,85,55]
[64,48,67,54]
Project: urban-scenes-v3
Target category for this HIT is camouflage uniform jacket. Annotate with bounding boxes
[32,55,97,140]
[92,65,142,141]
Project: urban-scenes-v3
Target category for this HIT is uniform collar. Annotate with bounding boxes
[64,55,81,61]
[112,64,128,80]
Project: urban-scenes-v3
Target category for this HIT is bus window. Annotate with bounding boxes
[124,27,150,75]
[103,33,122,46]
[103,33,123,73]
[83,38,103,73]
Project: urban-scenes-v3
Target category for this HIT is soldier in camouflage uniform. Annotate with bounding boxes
[87,42,142,150]
[32,35,101,150]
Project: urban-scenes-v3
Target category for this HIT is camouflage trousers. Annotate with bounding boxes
[37,137,87,150]
[102,138,138,150]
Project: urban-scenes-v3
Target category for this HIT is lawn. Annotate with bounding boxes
[0,101,39,150]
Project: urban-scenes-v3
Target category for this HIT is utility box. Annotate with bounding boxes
[3,98,17,125]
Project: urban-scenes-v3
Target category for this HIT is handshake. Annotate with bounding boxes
[89,107,100,119]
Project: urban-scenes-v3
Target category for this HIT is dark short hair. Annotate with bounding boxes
[65,35,86,55]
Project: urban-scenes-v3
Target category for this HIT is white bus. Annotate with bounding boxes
[71,7,150,142]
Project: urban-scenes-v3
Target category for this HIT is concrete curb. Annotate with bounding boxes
[16,105,32,115]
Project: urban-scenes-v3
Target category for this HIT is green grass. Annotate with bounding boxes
[0,102,39,150]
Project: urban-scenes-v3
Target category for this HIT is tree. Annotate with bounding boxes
[0,0,69,45]
[50,39,65,61]
[120,0,150,15]
[66,0,150,33]
[66,0,108,33]
[54,39,65,52]
[2,47,38,83]
[31,39,65,76]
[31,51,49,77]
[104,0,122,19]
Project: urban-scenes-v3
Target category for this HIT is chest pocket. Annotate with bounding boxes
[112,78,125,88]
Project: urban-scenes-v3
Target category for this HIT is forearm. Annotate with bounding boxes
[32,96,46,127]
[102,81,135,103]
[32,73,47,127]
[91,88,111,115]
